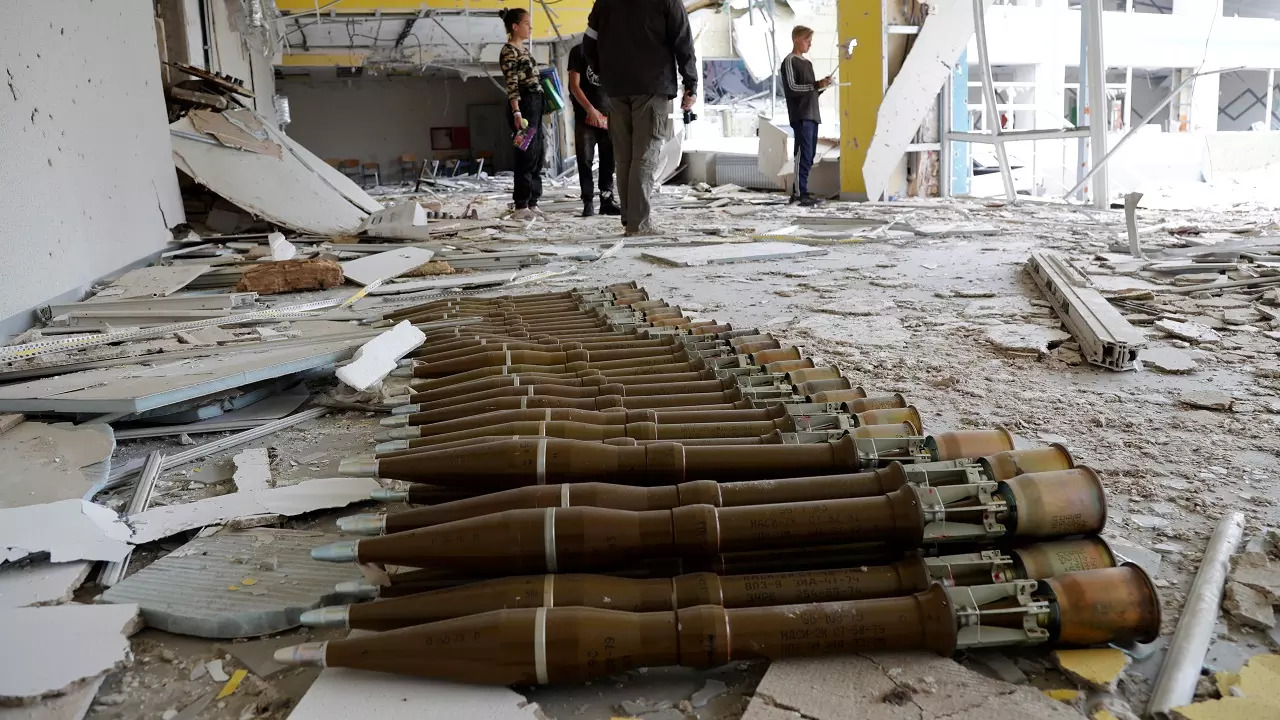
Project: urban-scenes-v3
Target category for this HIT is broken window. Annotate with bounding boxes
[703,58,777,107]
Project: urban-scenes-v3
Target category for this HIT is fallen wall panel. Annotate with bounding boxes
[862,0,993,202]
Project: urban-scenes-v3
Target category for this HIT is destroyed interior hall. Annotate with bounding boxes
[4,0,1280,718]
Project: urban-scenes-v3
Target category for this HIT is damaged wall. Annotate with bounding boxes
[0,1,185,336]
[205,0,279,126]
[280,74,508,176]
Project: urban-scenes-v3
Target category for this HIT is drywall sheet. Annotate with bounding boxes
[359,202,429,240]
[340,248,436,286]
[0,561,93,608]
[288,632,542,720]
[368,270,517,295]
[0,604,139,702]
[0,341,358,414]
[189,109,282,159]
[86,266,208,302]
[113,386,310,440]
[172,114,369,235]
[0,499,132,565]
[862,0,993,202]
[641,242,828,267]
[0,421,113,509]
[1203,132,1280,182]
[100,529,362,638]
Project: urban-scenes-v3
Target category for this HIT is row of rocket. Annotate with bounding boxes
[272,282,1160,686]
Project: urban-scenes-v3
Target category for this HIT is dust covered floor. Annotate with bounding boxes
[85,190,1280,719]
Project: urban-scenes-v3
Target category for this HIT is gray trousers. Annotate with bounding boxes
[607,95,671,233]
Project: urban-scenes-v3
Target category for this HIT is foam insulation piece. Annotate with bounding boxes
[171,113,369,235]
[0,603,139,702]
[127,477,381,544]
[1176,655,1280,718]
[289,631,543,720]
[269,232,298,261]
[336,321,426,391]
[862,0,994,201]
[1053,649,1130,690]
[0,499,132,564]
[340,248,436,286]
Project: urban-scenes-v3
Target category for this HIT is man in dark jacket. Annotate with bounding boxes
[567,42,621,218]
[782,25,831,207]
[584,0,698,236]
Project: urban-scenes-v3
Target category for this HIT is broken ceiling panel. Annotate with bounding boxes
[266,122,383,215]
[0,500,131,564]
[171,113,371,235]
[0,421,114,509]
[341,247,436,286]
[188,109,282,158]
[85,266,209,303]
[0,340,361,414]
[862,0,992,201]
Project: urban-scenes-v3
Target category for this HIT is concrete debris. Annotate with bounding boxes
[1179,391,1234,411]
[966,650,1028,685]
[1110,539,1162,579]
[336,320,426,392]
[1155,319,1222,344]
[1231,552,1280,602]
[984,323,1071,355]
[0,674,107,720]
[236,259,344,294]
[1052,649,1130,690]
[691,679,729,707]
[0,499,132,564]
[0,603,139,703]
[230,448,273,495]
[1224,581,1276,630]
[741,653,1082,720]
[100,529,363,638]
[1141,347,1198,374]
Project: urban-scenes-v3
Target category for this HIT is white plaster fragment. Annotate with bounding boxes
[0,604,139,702]
[336,321,426,392]
[0,499,131,564]
[268,232,298,261]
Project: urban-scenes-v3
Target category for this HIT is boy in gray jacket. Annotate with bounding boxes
[781,26,831,206]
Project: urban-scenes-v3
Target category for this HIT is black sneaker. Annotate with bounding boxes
[599,192,622,216]
[582,202,596,218]
[798,194,822,207]
[788,193,801,204]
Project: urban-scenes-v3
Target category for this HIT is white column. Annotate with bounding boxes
[1173,0,1223,132]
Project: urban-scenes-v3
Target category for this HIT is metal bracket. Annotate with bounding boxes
[949,580,1052,649]
[925,550,1015,586]
[915,482,1006,542]
[1026,249,1143,371]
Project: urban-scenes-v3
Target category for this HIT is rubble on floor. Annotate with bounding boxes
[2,188,1279,720]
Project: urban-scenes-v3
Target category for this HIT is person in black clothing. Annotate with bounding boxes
[584,0,697,235]
[498,8,545,220]
[567,43,621,218]
[781,26,831,207]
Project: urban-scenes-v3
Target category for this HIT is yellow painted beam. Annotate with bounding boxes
[275,0,591,40]
[837,0,884,200]
[280,52,368,66]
